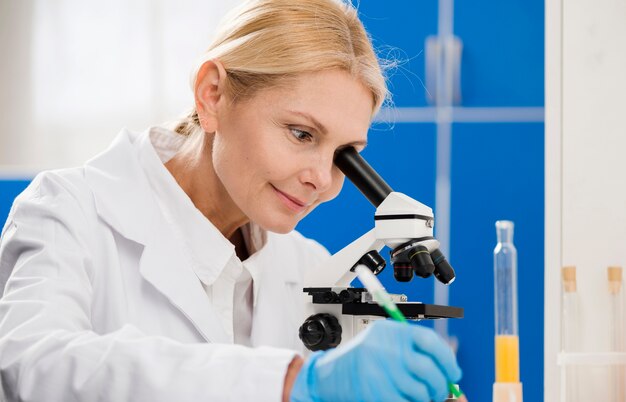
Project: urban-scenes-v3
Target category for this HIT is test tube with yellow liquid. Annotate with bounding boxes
[493,221,523,402]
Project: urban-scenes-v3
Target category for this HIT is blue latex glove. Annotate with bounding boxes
[290,320,462,402]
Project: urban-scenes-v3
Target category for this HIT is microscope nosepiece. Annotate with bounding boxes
[391,242,456,285]
[391,242,435,281]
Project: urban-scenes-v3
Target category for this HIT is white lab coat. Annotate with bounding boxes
[0,128,330,402]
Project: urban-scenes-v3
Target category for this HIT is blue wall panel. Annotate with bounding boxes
[356,1,438,108]
[449,122,544,401]
[357,0,545,108]
[0,180,31,229]
[455,0,545,106]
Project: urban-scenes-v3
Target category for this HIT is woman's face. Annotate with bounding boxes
[212,69,374,233]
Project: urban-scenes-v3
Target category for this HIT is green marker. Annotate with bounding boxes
[354,265,463,400]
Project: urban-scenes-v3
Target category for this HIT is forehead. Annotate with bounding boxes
[244,70,374,137]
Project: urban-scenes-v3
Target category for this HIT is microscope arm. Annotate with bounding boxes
[297,148,459,353]
[304,147,453,288]
[304,229,383,287]
[304,192,441,287]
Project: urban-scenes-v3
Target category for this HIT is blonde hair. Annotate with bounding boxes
[175,0,388,136]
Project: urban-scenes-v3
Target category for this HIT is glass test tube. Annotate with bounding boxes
[608,266,624,402]
[494,221,520,383]
[561,266,580,402]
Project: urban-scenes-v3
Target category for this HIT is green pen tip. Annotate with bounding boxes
[448,382,463,398]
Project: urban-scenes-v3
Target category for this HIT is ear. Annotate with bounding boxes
[194,60,228,133]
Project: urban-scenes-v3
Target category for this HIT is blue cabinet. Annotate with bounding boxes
[298,1,545,401]
[449,122,544,400]
[358,2,438,107]
[455,0,544,106]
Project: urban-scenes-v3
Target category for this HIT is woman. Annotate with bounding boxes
[0,0,462,401]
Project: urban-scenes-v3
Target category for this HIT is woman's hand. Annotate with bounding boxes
[289,320,462,402]
[283,355,304,402]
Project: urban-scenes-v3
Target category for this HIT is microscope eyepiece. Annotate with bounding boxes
[334,147,393,207]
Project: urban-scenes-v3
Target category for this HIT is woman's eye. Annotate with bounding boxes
[289,127,313,142]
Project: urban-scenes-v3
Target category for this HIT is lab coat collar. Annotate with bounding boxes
[136,128,235,286]
[83,128,230,343]
[84,128,157,246]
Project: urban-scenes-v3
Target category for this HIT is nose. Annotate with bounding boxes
[301,152,334,192]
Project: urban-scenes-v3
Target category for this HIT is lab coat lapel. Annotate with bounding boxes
[250,242,304,350]
[138,231,230,344]
[84,128,230,344]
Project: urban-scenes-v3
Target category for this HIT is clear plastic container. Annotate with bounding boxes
[558,353,626,402]
[558,266,626,402]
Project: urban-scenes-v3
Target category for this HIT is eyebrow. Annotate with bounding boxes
[286,110,328,135]
[286,109,368,148]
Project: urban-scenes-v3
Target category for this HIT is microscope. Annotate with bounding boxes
[298,147,463,352]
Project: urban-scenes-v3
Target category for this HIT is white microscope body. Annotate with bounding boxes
[298,148,462,352]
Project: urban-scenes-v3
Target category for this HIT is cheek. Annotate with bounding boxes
[322,172,346,202]
[214,132,262,176]
[212,138,257,203]
[255,147,302,182]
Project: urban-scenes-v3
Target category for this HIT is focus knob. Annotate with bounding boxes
[298,313,342,351]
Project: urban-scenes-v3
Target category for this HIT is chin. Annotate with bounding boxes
[264,219,298,234]
[268,225,295,235]
[255,214,300,234]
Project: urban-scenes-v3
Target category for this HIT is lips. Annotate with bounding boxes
[271,185,311,213]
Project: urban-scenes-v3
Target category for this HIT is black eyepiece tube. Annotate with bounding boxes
[334,147,393,207]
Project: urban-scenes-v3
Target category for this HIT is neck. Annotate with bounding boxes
[164,132,249,241]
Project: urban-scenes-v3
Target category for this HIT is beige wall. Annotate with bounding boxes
[546,0,626,399]
[0,0,242,173]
